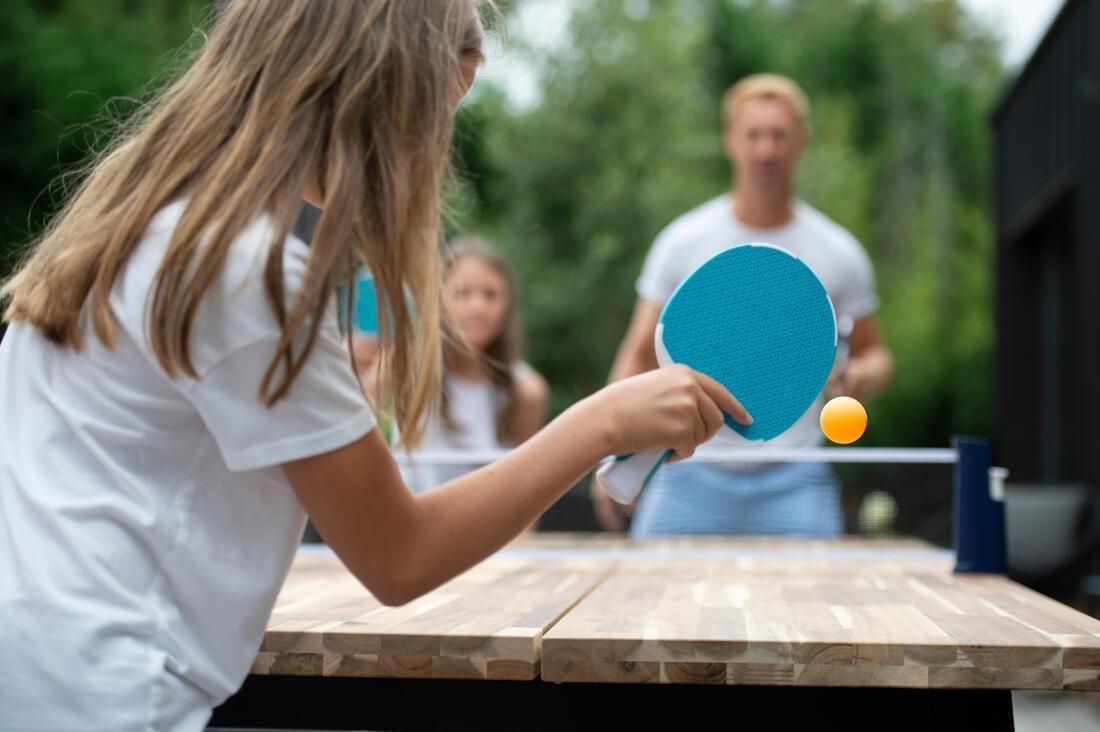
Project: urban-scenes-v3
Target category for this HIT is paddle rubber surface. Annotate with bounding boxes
[659,243,836,441]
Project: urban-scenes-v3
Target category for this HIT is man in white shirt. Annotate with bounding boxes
[593,74,895,537]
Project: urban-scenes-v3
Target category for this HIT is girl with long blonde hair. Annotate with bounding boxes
[0,1,747,727]
[396,237,550,493]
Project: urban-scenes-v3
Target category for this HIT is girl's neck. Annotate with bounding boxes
[449,349,490,382]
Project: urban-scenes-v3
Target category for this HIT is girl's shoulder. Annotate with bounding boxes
[511,361,549,404]
[115,201,313,375]
[510,360,532,380]
[132,200,310,306]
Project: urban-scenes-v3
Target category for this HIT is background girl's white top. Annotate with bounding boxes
[0,201,375,729]
[399,362,532,492]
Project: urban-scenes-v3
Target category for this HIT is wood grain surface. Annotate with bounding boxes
[258,536,1100,690]
[541,542,1100,690]
[254,550,609,680]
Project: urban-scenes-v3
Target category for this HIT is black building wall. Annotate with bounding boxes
[994,0,1100,486]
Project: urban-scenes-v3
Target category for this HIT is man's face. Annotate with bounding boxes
[724,97,809,187]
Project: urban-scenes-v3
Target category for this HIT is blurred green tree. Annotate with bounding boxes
[0,1,206,337]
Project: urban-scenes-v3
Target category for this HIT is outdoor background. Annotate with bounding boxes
[0,0,1059,535]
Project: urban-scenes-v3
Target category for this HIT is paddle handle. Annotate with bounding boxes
[594,449,672,504]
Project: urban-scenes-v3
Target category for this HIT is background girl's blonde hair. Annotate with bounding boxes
[1,0,488,447]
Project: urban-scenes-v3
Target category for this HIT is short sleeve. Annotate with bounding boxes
[835,240,880,322]
[183,307,375,472]
[117,204,376,471]
[635,226,681,306]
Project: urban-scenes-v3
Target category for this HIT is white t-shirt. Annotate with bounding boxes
[0,201,375,730]
[636,195,879,453]
[398,363,532,492]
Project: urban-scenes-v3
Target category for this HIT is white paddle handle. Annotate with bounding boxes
[594,449,670,504]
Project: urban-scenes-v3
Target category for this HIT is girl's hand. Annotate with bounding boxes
[591,365,752,461]
[587,366,750,532]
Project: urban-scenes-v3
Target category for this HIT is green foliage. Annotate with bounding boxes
[0,1,206,279]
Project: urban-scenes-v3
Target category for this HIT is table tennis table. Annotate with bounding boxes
[211,534,1100,731]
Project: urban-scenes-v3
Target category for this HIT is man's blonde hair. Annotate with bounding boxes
[722,73,810,130]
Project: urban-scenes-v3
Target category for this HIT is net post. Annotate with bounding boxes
[952,436,1007,574]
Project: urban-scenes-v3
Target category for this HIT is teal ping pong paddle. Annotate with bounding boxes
[338,267,381,336]
[353,269,379,336]
[594,243,838,504]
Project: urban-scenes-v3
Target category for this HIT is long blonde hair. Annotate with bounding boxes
[440,237,524,443]
[1,0,487,447]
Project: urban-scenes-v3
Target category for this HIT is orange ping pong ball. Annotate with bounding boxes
[820,396,867,445]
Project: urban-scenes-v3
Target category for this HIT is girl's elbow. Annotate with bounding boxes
[347,554,426,607]
[371,573,423,607]
[374,585,414,607]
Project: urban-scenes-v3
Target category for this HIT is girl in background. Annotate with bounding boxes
[399,237,549,493]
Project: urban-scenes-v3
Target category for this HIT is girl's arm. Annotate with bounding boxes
[282,366,747,606]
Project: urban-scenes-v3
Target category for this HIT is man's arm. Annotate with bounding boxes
[609,298,662,382]
[835,314,894,402]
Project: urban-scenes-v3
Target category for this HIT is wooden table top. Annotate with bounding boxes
[256,549,609,680]
[256,535,1100,690]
